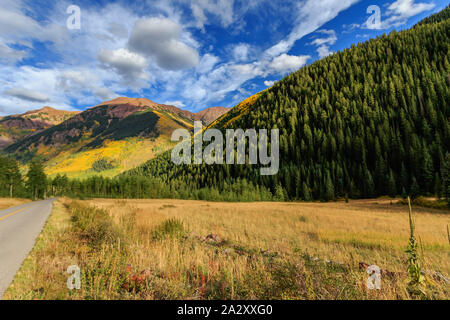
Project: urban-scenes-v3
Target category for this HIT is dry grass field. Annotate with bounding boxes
[4,198,449,300]
[0,198,30,210]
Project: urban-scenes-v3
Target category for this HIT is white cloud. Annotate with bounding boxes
[196,54,220,73]
[190,0,235,30]
[4,87,50,103]
[264,80,275,87]
[93,87,119,101]
[342,23,361,33]
[164,100,186,108]
[317,46,333,58]
[98,48,149,81]
[180,61,263,108]
[107,22,129,39]
[311,30,337,46]
[57,69,122,105]
[363,0,435,29]
[0,39,27,64]
[232,43,252,62]
[0,2,42,37]
[269,54,310,74]
[0,65,77,115]
[128,18,199,71]
[0,0,68,45]
[311,29,337,58]
[264,0,359,59]
[57,70,99,91]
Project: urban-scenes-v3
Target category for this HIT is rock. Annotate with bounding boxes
[202,233,223,244]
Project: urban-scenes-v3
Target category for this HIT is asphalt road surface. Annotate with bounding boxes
[0,198,56,299]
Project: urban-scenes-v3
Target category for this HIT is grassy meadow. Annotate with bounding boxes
[4,198,449,300]
[0,198,30,210]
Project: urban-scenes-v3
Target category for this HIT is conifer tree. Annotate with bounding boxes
[443,153,450,207]
[26,161,47,200]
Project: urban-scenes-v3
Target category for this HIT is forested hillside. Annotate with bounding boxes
[124,7,450,201]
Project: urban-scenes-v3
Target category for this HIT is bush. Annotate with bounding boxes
[152,219,186,240]
[398,197,449,210]
[69,202,117,247]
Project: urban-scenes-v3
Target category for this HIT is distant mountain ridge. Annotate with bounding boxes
[0,106,79,148]
[95,97,230,125]
[3,97,230,178]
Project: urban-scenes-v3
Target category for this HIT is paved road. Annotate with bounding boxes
[0,198,56,299]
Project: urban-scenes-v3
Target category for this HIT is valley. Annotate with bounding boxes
[0,3,449,303]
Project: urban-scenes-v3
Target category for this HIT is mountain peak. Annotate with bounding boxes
[94,97,160,108]
[23,106,77,116]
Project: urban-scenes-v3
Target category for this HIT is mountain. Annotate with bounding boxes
[95,98,229,125]
[194,107,231,125]
[4,97,229,178]
[0,107,79,148]
[124,7,450,201]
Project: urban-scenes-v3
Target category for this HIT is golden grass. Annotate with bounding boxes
[5,198,449,300]
[89,199,450,275]
[0,198,31,210]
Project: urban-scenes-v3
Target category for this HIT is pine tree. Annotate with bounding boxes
[4,158,21,198]
[388,169,397,198]
[443,153,450,207]
[274,185,285,202]
[421,145,433,193]
[324,171,335,201]
[26,161,47,200]
[410,177,420,201]
[401,187,408,200]
[302,182,312,201]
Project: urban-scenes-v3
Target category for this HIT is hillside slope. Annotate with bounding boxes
[4,98,193,177]
[4,98,230,178]
[194,107,231,125]
[0,107,79,148]
[126,7,450,200]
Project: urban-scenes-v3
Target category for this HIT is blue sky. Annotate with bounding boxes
[0,0,447,115]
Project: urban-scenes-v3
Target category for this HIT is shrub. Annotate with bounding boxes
[152,219,186,240]
[69,202,117,247]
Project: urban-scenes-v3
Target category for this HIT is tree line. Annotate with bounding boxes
[0,156,47,200]
[1,151,449,205]
[0,155,275,201]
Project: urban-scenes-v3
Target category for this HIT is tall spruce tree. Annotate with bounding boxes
[443,153,450,207]
[26,161,47,200]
